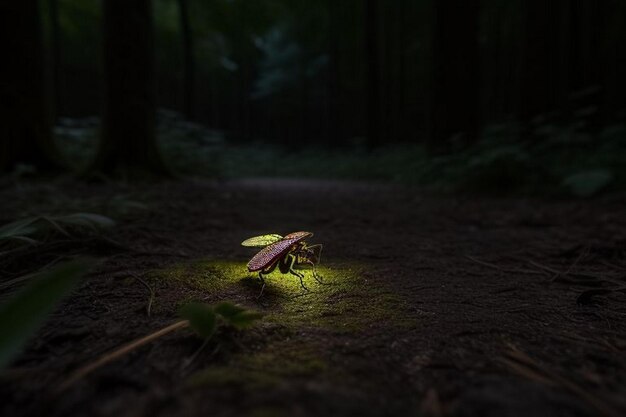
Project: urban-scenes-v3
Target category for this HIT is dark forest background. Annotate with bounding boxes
[2,0,626,196]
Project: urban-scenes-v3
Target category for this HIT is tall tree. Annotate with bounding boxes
[177,0,195,120]
[603,0,626,124]
[49,0,62,120]
[364,0,382,148]
[430,0,480,149]
[565,1,605,131]
[0,1,63,173]
[90,0,169,177]
[327,0,340,146]
[518,1,563,136]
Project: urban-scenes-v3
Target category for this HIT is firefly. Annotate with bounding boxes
[241,231,323,294]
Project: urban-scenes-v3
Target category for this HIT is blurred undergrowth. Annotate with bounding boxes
[55,111,626,197]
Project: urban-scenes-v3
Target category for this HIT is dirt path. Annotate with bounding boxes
[1,178,625,417]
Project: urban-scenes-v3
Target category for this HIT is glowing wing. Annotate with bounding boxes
[283,231,313,240]
[247,238,296,271]
[241,234,283,248]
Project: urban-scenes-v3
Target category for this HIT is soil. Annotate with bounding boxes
[1,178,625,417]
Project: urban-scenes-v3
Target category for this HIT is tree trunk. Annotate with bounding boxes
[327,0,340,146]
[0,1,62,173]
[177,0,195,120]
[566,0,605,131]
[430,0,480,150]
[518,0,563,137]
[365,0,382,148]
[90,0,169,178]
[49,0,62,120]
[603,1,626,124]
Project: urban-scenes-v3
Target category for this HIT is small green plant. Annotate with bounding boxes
[58,301,262,392]
[181,301,263,336]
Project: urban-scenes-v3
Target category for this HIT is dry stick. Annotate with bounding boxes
[56,320,189,393]
[599,260,626,273]
[502,345,623,417]
[0,255,67,292]
[498,358,556,386]
[553,246,589,282]
[131,273,155,317]
[465,255,547,276]
[181,340,219,372]
[528,260,625,287]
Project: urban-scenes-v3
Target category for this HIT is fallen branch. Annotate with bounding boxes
[131,273,155,317]
[465,255,547,276]
[56,320,189,393]
[528,260,623,286]
[500,344,623,417]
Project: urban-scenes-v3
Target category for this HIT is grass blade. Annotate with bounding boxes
[57,213,115,230]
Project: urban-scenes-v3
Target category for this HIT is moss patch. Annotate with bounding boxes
[187,366,281,390]
[160,259,418,392]
[149,259,249,294]
[153,259,416,333]
[187,340,327,391]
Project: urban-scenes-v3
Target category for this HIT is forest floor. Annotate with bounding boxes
[1,178,625,417]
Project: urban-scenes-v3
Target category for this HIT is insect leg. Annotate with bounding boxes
[300,259,323,284]
[310,262,325,284]
[287,254,307,291]
[257,271,267,298]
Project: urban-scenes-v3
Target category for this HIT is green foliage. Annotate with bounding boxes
[179,302,217,338]
[562,170,613,198]
[214,301,263,329]
[0,213,115,248]
[0,218,42,246]
[54,111,626,198]
[179,301,262,338]
[0,259,92,368]
[50,213,115,230]
[188,340,327,391]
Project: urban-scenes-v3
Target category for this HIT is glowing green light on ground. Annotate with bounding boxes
[151,258,419,392]
[150,259,415,332]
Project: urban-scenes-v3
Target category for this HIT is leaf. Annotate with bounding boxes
[0,259,92,369]
[562,170,613,198]
[57,213,116,230]
[0,213,115,245]
[178,303,217,338]
[40,217,70,237]
[225,311,263,329]
[0,217,39,241]
[213,301,247,318]
[5,236,39,245]
[214,302,262,329]
[241,234,283,248]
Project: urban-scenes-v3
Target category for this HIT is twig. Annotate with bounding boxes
[181,340,219,371]
[56,320,189,393]
[131,273,155,317]
[501,344,623,417]
[599,260,626,272]
[553,246,589,282]
[528,260,624,286]
[465,255,547,276]
[0,255,68,293]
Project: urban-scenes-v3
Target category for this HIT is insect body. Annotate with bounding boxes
[241,231,323,293]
